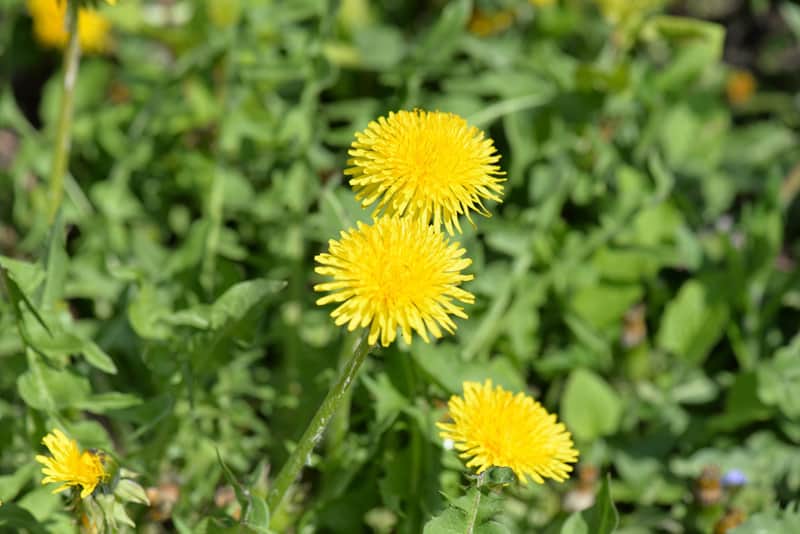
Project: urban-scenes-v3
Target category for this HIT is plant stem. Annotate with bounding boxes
[48,0,81,223]
[267,331,371,517]
[465,472,486,534]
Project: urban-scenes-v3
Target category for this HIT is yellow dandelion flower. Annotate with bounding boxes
[438,380,579,484]
[314,216,475,347]
[345,110,505,235]
[27,0,112,54]
[35,429,107,499]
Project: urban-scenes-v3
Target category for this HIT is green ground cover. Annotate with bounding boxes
[1,0,799,532]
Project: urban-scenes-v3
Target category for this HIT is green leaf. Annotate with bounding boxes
[114,478,151,505]
[560,513,589,534]
[731,503,800,534]
[0,503,49,534]
[0,464,37,501]
[757,335,800,419]
[216,449,249,509]
[584,474,619,534]
[562,368,623,441]
[243,495,271,534]
[411,342,525,394]
[82,340,118,374]
[569,283,642,330]
[656,280,729,365]
[17,358,91,411]
[423,507,468,534]
[208,279,286,329]
[0,256,45,295]
[413,0,471,68]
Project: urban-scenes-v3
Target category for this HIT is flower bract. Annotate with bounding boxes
[314,216,475,347]
[438,380,579,484]
[345,109,505,234]
[27,0,112,53]
[35,428,107,499]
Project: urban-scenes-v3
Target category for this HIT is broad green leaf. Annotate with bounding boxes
[562,368,622,441]
[412,342,525,394]
[560,513,589,534]
[657,280,728,365]
[569,283,642,330]
[17,359,91,411]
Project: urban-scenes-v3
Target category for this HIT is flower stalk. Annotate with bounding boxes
[465,472,486,534]
[48,0,81,222]
[267,331,372,516]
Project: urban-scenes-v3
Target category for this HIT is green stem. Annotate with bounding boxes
[326,331,360,453]
[48,0,81,223]
[267,331,372,517]
[465,472,486,534]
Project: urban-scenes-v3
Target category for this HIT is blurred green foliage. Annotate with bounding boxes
[1,0,799,532]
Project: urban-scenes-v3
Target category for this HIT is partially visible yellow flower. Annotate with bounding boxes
[345,110,505,235]
[726,69,756,107]
[314,216,475,347]
[27,0,113,54]
[469,9,514,37]
[438,380,579,484]
[530,0,555,6]
[35,429,107,499]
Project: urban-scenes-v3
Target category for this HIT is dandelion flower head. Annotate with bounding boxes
[35,428,106,499]
[345,110,505,235]
[314,216,475,347]
[27,0,113,53]
[438,380,579,484]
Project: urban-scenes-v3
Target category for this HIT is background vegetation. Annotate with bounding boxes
[1,0,799,532]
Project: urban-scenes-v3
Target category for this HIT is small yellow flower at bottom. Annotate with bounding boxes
[314,216,475,347]
[438,380,579,484]
[35,429,107,499]
[27,0,113,54]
